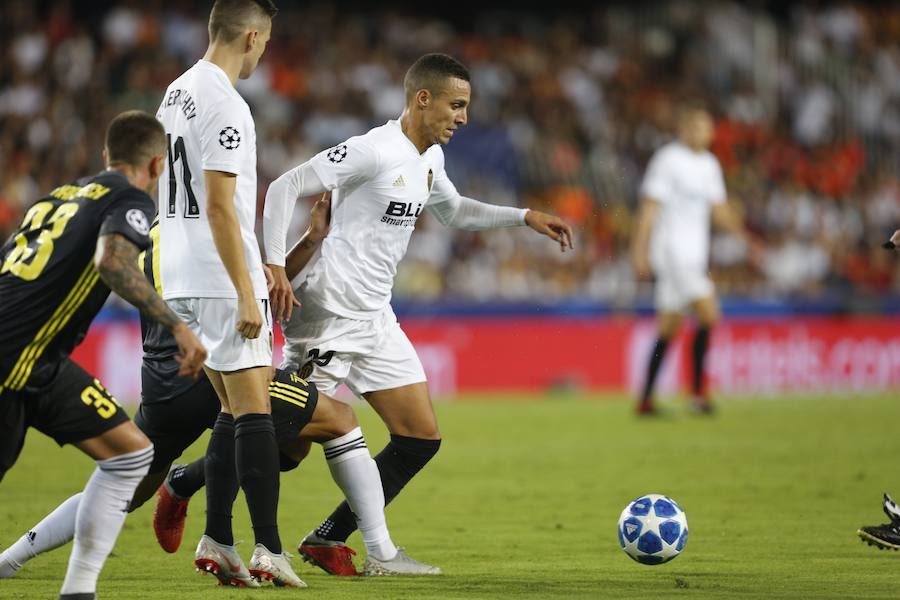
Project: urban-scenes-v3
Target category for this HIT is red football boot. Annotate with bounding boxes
[297,532,361,576]
[153,479,190,553]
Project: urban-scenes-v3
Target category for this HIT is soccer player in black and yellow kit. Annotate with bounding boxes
[0,111,206,600]
[1,195,435,585]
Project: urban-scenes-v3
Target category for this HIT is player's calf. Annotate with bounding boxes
[312,434,442,550]
[0,493,83,579]
[60,444,155,597]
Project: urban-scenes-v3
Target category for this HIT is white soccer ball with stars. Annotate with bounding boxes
[617,494,688,565]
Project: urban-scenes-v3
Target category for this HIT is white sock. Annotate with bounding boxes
[0,492,82,578]
[322,428,396,561]
[59,445,154,596]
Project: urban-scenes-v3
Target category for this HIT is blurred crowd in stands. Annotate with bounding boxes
[0,1,898,309]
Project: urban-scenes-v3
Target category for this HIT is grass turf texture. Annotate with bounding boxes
[2,394,900,599]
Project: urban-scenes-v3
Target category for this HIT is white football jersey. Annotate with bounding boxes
[156,60,267,300]
[640,141,726,270]
[300,120,455,319]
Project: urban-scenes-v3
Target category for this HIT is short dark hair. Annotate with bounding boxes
[209,0,277,43]
[105,111,167,167]
[404,53,470,102]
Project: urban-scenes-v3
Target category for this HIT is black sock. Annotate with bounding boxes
[204,412,238,546]
[641,338,670,403]
[692,327,710,396]
[315,435,441,543]
[169,458,206,499]
[235,413,281,554]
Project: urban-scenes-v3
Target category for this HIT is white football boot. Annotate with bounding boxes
[249,544,307,587]
[194,535,259,588]
[363,547,442,576]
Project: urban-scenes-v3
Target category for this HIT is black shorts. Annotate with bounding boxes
[133,368,319,475]
[271,368,319,448]
[134,375,221,474]
[0,359,130,482]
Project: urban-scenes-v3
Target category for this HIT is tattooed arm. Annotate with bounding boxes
[94,233,207,377]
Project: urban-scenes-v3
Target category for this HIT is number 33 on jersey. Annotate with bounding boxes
[0,171,155,392]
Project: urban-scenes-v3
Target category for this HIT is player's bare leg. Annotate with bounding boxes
[638,312,683,415]
[364,382,441,439]
[688,295,720,414]
[75,420,150,459]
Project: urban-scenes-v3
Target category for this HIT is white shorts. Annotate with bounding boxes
[280,305,426,397]
[167,298,272,372]
[654,267,715,313]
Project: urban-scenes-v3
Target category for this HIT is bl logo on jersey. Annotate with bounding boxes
[385,201,423,218]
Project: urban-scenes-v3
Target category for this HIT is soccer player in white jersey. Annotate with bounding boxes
[262,53,574,575]
[156,0,303,587]
[631,104,758,416]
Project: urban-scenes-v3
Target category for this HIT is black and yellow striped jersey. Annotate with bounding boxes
[0,171,155,392]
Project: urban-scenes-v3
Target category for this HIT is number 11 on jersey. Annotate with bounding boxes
[166,134,200,219]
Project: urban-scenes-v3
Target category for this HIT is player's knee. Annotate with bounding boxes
[311,395,359,439]
[331,400,358,435]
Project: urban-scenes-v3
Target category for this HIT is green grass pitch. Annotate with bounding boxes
[2,393,900,599]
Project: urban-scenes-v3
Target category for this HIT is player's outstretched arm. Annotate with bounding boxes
[206,170,262,339]
[426,173,572,251]
[285,193,331,281]
[95,233,207,377]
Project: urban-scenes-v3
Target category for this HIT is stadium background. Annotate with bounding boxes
[1,0,899,399]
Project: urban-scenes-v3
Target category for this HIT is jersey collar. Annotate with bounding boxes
[388,119,427,157]
[196,59,231,86]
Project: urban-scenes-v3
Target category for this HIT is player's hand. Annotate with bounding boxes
[524,210,574,252]
[171,323,207,378]
[236,295,264,339]
[265,264,300,324]
[890,230,900,248]
[307,192,332,244]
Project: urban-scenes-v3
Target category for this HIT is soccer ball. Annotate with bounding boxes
[617,494,688,565]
